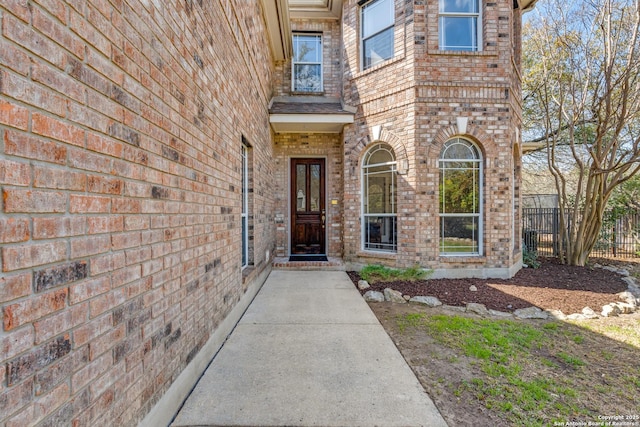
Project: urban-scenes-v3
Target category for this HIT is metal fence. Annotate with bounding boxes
[522,208,640,258]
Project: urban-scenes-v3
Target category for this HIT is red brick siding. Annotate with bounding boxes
[0,1,275,426]
[273,133,344,257]
[341,0,522,272]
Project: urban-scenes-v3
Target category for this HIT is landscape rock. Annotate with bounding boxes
[403,295,411,301]
[442,304,466,313]
[546,309,567,320]
[621,276,638,288]
[617,291,638,307]
[363,291,384,302]
[409,296,442,307]
[466,303,489,316]
[581,307,598,319]
[567,313,586,320]
[384,288,406,304]
[357,280,370,290]
[624,281,640,298]
[602,265,626,275]
[614,302,635,314]
[514,306,549,320]
[488,309,513,318]
[601,303,621,318]
[469,285,478,292]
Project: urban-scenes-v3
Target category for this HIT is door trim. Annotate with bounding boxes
[288,157,327,256]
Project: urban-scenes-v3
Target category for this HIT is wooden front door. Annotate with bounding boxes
[291,159,326,255]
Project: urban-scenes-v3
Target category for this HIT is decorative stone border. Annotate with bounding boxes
[359,265,640,320]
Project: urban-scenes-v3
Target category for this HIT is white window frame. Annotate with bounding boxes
[360,0,395,70]
[438,0,482,52]
[438,138,483,256]
[241,143,249,269]
[361,143,398,253]
[292,33,323,93]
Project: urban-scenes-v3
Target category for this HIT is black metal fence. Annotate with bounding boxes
[522,208,640,258]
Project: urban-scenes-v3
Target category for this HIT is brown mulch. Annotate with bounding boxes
[348,257,631,315]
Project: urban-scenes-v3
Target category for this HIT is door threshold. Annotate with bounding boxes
[288,255,328,262]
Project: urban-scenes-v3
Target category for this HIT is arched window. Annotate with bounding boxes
[439,138,482,255]
[362,144,397,252]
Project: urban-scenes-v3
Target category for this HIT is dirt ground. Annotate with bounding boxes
[349,257,632,315]
[370,303,640,426]
[349,258,640,426]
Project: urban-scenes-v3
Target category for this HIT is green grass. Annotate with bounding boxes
[359,264,431,284]
[394,314,596,425]
[556,352,585,367]
[576,319,640,347]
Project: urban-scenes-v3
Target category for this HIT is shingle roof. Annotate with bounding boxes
[269,102,351,115]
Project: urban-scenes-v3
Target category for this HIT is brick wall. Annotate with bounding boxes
[0,1,275,425]
[273,133,344,257]
[274,18,343,98]
[342,0,523,276]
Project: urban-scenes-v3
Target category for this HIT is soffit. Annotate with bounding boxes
[519,0,539,12]
[268,97,355,133]
[260,0,292,60]
[289,0,343,19]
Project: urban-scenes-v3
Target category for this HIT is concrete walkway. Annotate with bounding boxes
[172,270,447,427]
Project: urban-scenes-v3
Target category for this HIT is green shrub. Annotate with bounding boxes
[523,247,541,269]
[360,264,431,284]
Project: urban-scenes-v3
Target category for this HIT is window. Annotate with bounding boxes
[439,0,480,51]
[361,0,394,70]
[362,144,397,252]
[292,34,322,92]
[439,138,482,255]
[241,143,249,268]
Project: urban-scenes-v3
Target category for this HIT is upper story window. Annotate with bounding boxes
[439,0,481,51]
[361,0,395,70]
[293,34,322,92]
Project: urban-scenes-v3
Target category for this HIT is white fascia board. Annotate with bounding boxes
[269,113,354,133]
[260,0,292,60]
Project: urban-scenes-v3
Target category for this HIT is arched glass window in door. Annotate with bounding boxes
[362,143,397,252]
[439,138,482,255]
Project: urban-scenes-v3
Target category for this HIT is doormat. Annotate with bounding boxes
[288,255,328,262]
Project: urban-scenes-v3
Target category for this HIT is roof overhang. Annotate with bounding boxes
[522,142,546,153]
[270,114,354,133]
[289,0,343,19]
[259,0,292,60]
[518,0,539,12]
[268,96,355,133]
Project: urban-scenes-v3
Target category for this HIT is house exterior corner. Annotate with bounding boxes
[0,0,529,425]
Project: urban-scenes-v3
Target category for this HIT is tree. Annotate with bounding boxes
[523,0,640,266]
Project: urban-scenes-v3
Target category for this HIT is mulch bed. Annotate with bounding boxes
[348,257,629,315]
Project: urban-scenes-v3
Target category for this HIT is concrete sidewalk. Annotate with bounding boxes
[171,270,447,427]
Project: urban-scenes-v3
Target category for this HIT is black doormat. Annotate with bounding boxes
[288,255,328,262]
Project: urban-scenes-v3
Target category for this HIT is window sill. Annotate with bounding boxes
[438,255,486,264]
[428,49,498,57]
[357,250,397,260]
[291,90,325,96]
[352,53,405,79]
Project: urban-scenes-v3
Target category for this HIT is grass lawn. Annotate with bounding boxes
[372,304,640,427]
